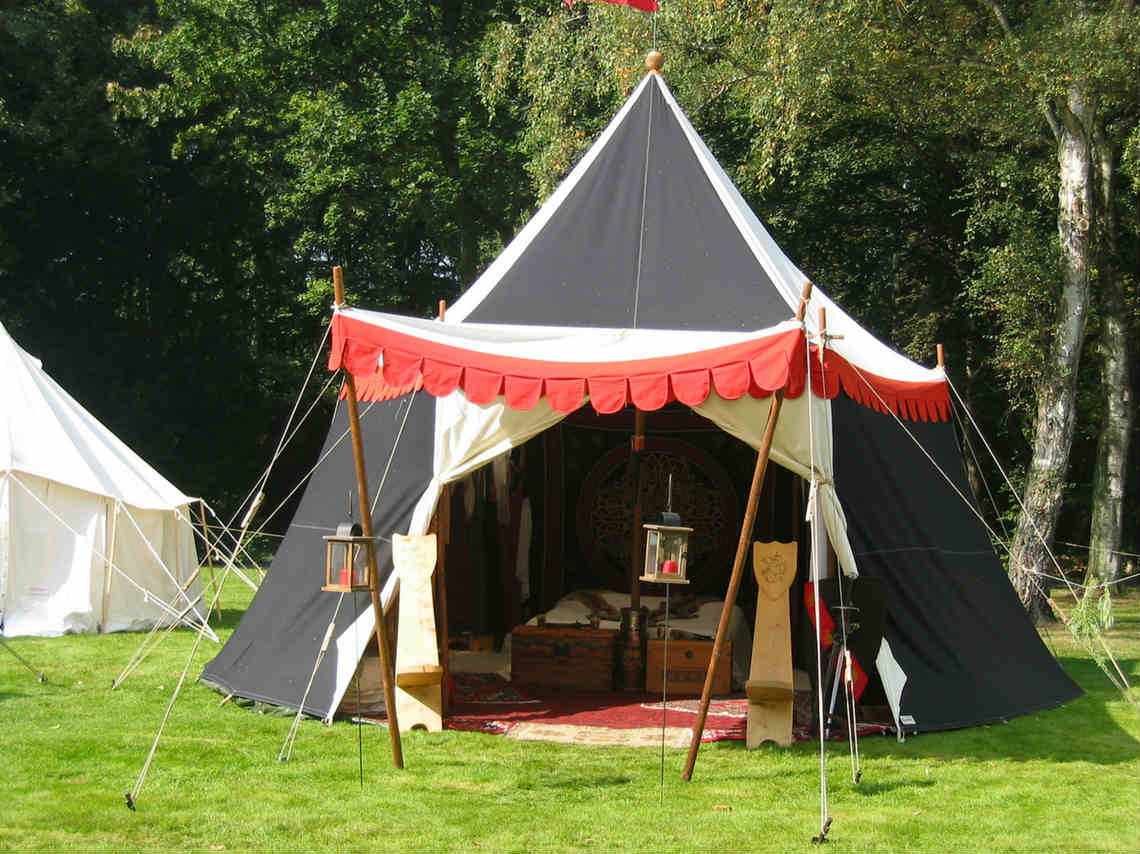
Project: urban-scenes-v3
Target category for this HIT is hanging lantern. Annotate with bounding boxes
[322,521,374,592]
[640,522,692,585]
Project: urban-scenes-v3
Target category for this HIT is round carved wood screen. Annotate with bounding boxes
[575,437,739,594]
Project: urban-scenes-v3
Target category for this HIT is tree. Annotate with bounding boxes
[478,0,1138,620]
[110,0,533,316]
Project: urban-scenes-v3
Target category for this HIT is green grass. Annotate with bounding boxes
[1,579,1136,853]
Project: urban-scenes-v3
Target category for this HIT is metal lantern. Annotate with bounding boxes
[640,522,692,585]
[322,521,374,592]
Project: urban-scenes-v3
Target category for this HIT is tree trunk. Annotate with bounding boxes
[1084,120,1134,604]
[1008,86,1096,620]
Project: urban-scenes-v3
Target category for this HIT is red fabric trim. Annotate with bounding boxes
[804,583,868,700]
[805,345,950,421]
[330,314,804,415]
[329,314,950,420]
[346,375,422,401]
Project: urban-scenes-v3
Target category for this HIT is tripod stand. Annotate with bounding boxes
[820,601,862,783]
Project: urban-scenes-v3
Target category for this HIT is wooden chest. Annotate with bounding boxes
[646,638,732,697]
[510,626,617,692]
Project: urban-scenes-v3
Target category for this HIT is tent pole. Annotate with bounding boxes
[101,500,120,632]
[682,280,813,782]
[333,266,404,770]
[681,389,785,781]
[630,409,646,614]
[435,299,452,715]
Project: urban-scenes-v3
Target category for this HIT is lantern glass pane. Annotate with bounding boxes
[644,530,659,576]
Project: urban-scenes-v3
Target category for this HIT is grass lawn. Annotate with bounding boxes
[0,577,1136,853]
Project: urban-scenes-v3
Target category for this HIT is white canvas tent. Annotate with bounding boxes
[0,320,207,637]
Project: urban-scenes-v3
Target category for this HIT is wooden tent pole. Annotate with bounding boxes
[333,265,404,770]
[435,299,452,714]
[629,409,646,613]
[682,280,813,782]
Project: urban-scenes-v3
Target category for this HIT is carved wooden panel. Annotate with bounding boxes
[574,437,738,594]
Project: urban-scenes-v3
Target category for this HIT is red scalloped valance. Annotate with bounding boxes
[330,313,950,421]
[330,313,806,414]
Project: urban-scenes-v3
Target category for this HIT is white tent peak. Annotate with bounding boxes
[0,319,195,511]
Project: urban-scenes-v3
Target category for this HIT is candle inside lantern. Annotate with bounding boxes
[662,559,679,574]
[338,568,350,585]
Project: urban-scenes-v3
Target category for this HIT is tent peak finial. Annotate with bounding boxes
[646,50,664,74]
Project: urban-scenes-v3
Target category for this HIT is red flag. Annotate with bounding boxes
[564,0,660,11]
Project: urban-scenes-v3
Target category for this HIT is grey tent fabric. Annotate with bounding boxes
[202,393,434,719]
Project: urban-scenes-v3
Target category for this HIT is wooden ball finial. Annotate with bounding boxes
[646,50,664,74]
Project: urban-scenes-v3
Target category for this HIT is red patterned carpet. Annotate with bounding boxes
[421,673,891,746]
[444,673,748,742]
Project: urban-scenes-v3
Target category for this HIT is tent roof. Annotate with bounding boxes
[451,75,938,375]
[0,321,195,510]
[381,71,948,421]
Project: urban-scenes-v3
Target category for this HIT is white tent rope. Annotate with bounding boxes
[5,473,215,639]
[804,324,830,838]
[196,503,263,591]
[942,377,1088,605]
[215,397,378,572]
[1056,541,1140,560]
[128,497,270,807]
[952,404,1011,540]
[848,366,1132,698]
[222,323,334,536]
[117,503,210,630]
[279,592,347,762]
[111,586,208,688]
[1026,569,1140,592]
[369,391,419,519]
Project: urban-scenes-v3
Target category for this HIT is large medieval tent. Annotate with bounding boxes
[0,320,207,637]
[202,68,1080,733]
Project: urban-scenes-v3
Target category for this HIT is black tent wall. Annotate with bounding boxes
[202,393,434,719]
[831,395,1082,731]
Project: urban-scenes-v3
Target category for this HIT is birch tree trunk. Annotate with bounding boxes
[1007,86,1096,619]
[1084,121,1134,604]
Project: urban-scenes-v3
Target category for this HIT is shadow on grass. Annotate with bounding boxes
[705,655,1138,768]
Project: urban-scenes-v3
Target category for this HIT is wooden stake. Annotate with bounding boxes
[682,284,812,782]
[333,266,404,770]
[937,343,945,370]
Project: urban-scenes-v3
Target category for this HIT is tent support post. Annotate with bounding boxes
[334,266,404,770]
[681,388,785,781]
[101,500,120,632]
[682,280,812,782]
[629,409,646,614]
[434,300,451,715]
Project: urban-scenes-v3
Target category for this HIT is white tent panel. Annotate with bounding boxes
[3,474,107,635]
[0,472,202,636]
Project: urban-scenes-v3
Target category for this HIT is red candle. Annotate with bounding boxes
[338,568,350,585]
[662,559,679,574]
